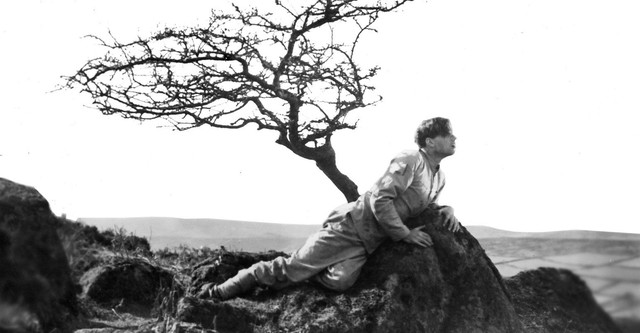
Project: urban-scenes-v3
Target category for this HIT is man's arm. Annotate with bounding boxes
[369,153,416,241]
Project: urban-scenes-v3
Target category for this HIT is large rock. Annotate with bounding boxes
[506,267,622,333]
[0,178,78,333]
[80,258,180,316]
[353,211,522,332]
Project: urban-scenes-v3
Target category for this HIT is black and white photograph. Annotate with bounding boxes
[1,1,639,332]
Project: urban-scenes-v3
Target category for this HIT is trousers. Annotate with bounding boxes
[246,212,368,291]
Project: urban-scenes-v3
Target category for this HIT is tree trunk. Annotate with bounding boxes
[277,130,359,202]
[315,153,360,202]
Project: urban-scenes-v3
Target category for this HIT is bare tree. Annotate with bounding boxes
[66,0,412,202]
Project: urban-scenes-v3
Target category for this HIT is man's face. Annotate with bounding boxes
[429,133,456,157]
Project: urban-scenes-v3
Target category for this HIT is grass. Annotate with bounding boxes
[56,217,233,329]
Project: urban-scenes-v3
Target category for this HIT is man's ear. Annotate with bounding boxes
[424,137,434,148]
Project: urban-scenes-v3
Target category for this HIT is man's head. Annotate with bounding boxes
[415,117,456,157]
[415,117,452,147]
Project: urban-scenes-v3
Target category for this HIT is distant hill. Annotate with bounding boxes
[79,217,320,252]
[78,217,640,252]
[466,225,640,241]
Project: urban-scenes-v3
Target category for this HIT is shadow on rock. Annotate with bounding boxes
[506,267,622,333]
[80,259,181,317]
[0,178,78,333]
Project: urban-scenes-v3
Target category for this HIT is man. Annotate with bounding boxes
[199,117,461,300]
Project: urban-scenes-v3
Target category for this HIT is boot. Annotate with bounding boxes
[216,268,258,299]
[198,268,258,301]
[197,282,227,299]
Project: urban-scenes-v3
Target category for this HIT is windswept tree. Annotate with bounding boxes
[66,0,412,202]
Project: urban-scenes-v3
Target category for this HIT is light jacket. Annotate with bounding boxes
[326,149,446,253]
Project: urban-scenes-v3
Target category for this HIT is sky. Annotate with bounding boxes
[1,0,639,234]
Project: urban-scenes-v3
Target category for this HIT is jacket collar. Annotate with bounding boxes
[419,148,440,172]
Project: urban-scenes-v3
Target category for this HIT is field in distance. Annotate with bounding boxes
[79,217,640,254]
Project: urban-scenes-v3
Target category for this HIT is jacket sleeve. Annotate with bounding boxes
[368,153,415,241]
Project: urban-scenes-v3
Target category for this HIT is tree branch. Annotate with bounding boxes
[66,0,414,200]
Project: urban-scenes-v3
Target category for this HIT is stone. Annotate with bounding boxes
[506,267,622,333]
[80,259,180,316]
[80,258,184,316]
[351,211,523,333]
[0,178,78,333]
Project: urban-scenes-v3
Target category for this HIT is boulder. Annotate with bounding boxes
[80,258,180,316]
[0,178,78,333]
[506,267,622,333]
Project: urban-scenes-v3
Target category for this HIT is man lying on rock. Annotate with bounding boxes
[198,117,462,300]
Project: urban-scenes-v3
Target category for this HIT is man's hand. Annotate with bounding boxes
[402,226,433,247]
[438,206,461,233]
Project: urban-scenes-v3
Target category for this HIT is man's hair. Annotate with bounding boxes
[415,117,452,148]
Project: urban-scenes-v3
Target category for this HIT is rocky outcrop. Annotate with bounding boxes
[353,211,522,332]
[176,210,622,333]
[0,178,78,333]
[1,177,619,333]
[80,259,180,316]
[506,267,622,333]
[177,210,525,332]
